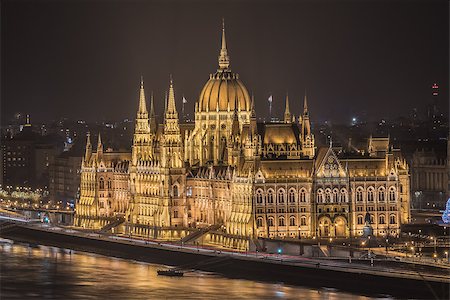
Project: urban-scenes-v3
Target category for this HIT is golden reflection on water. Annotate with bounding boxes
[0,244,373,299]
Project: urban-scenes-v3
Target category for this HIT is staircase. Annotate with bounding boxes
[99,217,125,233]
[180,224,222,244]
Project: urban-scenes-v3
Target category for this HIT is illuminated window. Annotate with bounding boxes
[357,215,364,225]
[300,216,307,226]
[389,215,396,224]
[257,217,263,227]
[288,189,296,203]
[356,188,363,202]
[378,188,385,201]
[278,189,285,204]
[267,190,274,204]
[256,189,263,204]
[389,188,396,201]
[299,189,306,202]
[289,216,296,226]
[367,187,374,202]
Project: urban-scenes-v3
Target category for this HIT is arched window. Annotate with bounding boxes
[332,189,339,203]
[340,188,347,202]
[325,189,331,203]
[99,178,105,190]
[267,190,274,204]
[107,179,112,189]
[356,188,363,202]
[278,189,285,204]
[317,189,324,203]
[289,216,296,226]
[357,215,364,225]
[173,210,179,218]
[378,188,385,202]
[300,216,307,226]
[256,217,263,227]
[379,215,385,224]
[389,214,396,224]
[173,185,179,197]
[367,187,374,202]
[278,217,285,227]
[389,188,396,201]
[288,189,296,203]
[299,189,306,202]
[267,217,274,227]
[256,189,263,204]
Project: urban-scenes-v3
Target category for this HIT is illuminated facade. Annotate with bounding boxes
[74,22,411,249]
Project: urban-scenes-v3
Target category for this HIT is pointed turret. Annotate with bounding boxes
[161,76,182,168]
[250,94,257,134]
[138,76,148,117]
[301,91,314,158]
[84,132,92,162]
[303,92,309,116]
[302,92,311,137]
[284,92,291,123]
[97,133,103,158]
[218,19,230,70]
[166,76,178,118]
[231,109,240,136]
[149,91,157,134]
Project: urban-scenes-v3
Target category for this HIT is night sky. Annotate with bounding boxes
[1,0,448,125]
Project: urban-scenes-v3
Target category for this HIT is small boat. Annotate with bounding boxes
[157,269,184,277]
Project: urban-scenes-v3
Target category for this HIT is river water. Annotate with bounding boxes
[0,243,375,299]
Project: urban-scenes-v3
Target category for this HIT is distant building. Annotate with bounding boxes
[49,142,84,206]
[1,120,63,189]
[410,142,448,210]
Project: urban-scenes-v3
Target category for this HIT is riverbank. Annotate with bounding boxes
[1,223,449,299]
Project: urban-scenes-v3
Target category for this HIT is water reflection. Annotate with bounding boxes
[1,244,372,299]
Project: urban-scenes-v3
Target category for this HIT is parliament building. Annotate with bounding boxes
[74,23,411,250]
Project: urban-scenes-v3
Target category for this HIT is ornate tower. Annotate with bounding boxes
[301,93,315,158]
[131,77,153,165]
[159,77,185,228]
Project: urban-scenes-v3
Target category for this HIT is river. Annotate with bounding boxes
[0,243,376,299]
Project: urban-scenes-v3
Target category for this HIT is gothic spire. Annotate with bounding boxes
[284,92,291,123]
[84,132,92,161]
[138,76,148,116]
[218,18,230,70]
[166,76,178,116]
[97,133,103,157]
[303,91,309,116]
[149,91,157,133]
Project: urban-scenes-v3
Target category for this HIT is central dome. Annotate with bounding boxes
[198,70,251,112]
[197,20,251,113]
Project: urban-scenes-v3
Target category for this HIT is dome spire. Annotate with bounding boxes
[218,18,230,70]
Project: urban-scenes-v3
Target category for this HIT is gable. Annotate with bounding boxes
[316,147,347,178]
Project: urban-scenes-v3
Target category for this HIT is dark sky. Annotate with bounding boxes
[1,0,448,125]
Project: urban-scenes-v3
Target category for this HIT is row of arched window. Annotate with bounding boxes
[355,186,396,202]
[356,214,396,225]
[99,177,112,190]
[255,188,309,204]
[316,188,348,203]
[256,216,308,227]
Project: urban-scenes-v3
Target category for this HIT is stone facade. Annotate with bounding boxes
[75,23,411,249]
